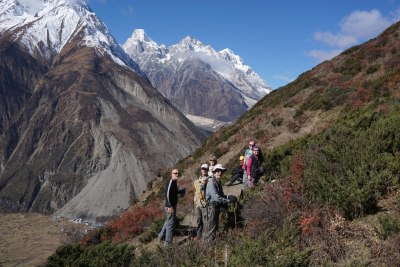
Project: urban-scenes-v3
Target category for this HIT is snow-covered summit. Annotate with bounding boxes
[0,0,142,73]
[123,29,166,59]
[123,29,272,107]
[171,36,214,54]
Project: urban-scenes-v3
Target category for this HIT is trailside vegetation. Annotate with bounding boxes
[47,99,400,266]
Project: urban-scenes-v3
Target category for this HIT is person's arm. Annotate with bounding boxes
[165,180,172,207]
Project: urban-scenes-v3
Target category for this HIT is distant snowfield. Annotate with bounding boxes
[185,113,231,132]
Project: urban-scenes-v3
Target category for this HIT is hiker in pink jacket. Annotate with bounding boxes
[246,146,263,187]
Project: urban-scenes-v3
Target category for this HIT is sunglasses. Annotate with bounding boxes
[249,144,255,146]
[209,160,216,162]
[172,172,179,175]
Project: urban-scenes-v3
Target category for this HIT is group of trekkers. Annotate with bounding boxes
[158,140,263,246]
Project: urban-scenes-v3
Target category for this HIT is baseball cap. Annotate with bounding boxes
[201,163,209,169]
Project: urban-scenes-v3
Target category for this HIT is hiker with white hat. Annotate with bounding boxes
[202,164,237,242]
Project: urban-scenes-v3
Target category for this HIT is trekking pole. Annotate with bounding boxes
[234,202,237,227]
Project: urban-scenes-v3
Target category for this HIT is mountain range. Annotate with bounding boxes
[0,0,206,220]
[122,29,272,124]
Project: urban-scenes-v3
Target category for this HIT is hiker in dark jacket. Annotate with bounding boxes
[226,155,245,186]
[158,168,185,246]
[203,164,237,242]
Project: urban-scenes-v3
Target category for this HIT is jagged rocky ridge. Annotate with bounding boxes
[0,0,206,220]
[123,29,272,123]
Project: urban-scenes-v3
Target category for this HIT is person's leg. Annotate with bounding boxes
[158,207,168,240]
[243,170,248,189]
[202,206,211,243]
[229,173,240,184]
[196,207,203,238]
[206,206,219,242]
[201,207,210,242]
[164,207,176,246]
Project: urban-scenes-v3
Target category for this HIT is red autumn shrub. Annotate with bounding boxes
[109,203,163,243]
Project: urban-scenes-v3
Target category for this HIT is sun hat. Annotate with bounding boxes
[201,163,209,169]
[212,164,226,172]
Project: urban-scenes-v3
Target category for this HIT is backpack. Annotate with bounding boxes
[194,177,208,208]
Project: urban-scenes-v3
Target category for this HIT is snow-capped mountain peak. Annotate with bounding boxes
[219,48,244,66]
[123,29,162,54]
[131,29,151,43]
[178,36,203,48]
[169,36,216,56]
[0,0,142,74]
[122,29,272,110]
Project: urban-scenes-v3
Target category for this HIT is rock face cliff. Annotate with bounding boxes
[0,0,206,220]
[123,30,272,123]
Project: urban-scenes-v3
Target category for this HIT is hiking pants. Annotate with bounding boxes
[243,170,248,189]
[230,173,242,184]
[202,205,220,243]
[158,206,176,245]
[196,207,203,238]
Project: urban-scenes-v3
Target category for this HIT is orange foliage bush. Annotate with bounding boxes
[109,203,163,243]
[299,211,320,235]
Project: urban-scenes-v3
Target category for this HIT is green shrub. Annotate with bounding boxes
[46,244,83,267]
[335,52,363,76]
[228,222,310,266]
[46,242,133,267]
[261,100,400,219]
[302,104,400,218]
[375,213,400,240]
[366,63,381,74]
[131,250,159,267]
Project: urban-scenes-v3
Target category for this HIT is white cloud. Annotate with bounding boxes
[313,31,358,48]
[339,9,391,40]
[308,8,396,62]
[307,49,342,62]
[313,9,391,49]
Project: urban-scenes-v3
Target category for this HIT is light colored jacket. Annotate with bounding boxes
[208,165,216,177]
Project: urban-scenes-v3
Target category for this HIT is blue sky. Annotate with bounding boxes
[88,0,400,89]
